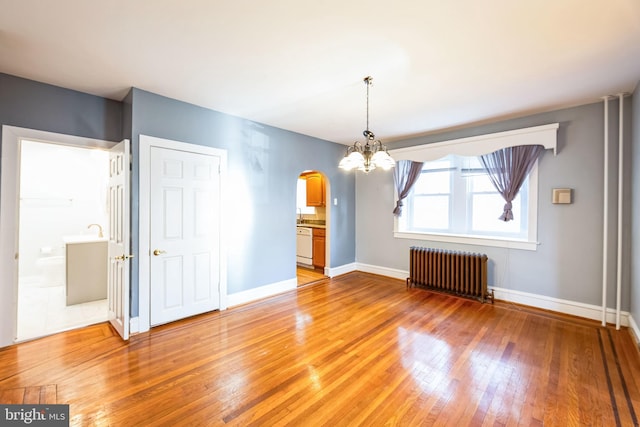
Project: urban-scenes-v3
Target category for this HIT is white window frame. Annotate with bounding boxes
[390,123,558,251]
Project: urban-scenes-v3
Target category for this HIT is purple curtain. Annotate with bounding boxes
[393,160,424,216]
[479,145,544,221]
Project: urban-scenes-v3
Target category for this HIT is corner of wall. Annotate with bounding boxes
[630,81,640,322]
[628,313,640,349]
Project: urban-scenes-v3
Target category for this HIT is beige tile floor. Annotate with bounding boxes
[17,276,107,342]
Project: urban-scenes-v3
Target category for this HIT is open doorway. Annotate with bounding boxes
[16,140,110,341]
[0,126,121,348]
[296,171,328,286]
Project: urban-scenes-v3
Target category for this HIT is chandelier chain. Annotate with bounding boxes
[365,76,372,135]
[366,76,370,132]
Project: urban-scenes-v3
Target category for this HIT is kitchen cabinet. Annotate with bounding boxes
[312,228,325,269]
[305,173,325,207]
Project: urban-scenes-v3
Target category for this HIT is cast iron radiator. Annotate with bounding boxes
[406,247,494,303]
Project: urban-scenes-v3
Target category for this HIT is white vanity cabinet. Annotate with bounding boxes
[65,238,108,305]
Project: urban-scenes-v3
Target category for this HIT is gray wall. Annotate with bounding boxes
[356,100,634,309]
[128,88,355,316]
[0,74,356,320]
[0,73,123,143]
[4,71,635,319]
[631,80,640,323]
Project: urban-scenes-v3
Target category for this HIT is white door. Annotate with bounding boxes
[149,146,221,326]
[107,139,130,340]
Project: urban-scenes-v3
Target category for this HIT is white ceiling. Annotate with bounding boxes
[1,1,639,144]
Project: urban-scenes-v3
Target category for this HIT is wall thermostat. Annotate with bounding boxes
[552,188,572,204]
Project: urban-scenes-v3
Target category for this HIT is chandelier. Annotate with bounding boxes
[338,76,395,173]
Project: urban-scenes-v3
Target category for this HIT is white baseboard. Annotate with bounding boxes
[326,262,357,278]
[129,317,139,334]
[227,278,297,307]
[628,315,640,345]
[226,263,362,308]
[356,263,408,281]
[128,279,296,335]
[349,263,632,327]
[147,262,633,330]
[490,286,629,326]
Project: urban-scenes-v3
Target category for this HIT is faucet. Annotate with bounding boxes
[87,223,104,238]
[297,208,303,224]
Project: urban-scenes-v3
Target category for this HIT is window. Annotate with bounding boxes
[396,155,536,249]
[409,157,452,230]
[391,123,558,251]
[465,156,527,238]
[297,178,315,214]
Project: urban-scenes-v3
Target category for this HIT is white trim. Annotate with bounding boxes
[225,262,359,308]
[227,278,297,307]
[139,135,228,334]
[616,93,624,330]
[491,286,629,326]
[390,123,559,161]
[602,96,610,327]
[129,317,139,335]
[139,140,151,333]
[355,263,407,280]
[0,126,116,348]
[350,263,632,326]
[628,315,640,346]
[326,262,358,278]
[392,130,543,250]
[393,232,538,251]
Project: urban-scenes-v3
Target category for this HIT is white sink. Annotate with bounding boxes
[65,237,108,305]
[63,235,108,244]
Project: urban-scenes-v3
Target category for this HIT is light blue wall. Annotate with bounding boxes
[0,73,123,142]
[4,71,635,320]
[128,88,355,316]
[122,89,133,143]
[631,80,640,324]
[0,75,356,320]
[356,100,634,310]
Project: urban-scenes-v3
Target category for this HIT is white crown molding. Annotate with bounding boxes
[390,123,559,161]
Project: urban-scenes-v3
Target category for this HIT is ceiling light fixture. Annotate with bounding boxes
[338,76,395,173]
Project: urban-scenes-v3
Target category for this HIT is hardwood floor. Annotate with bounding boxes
[296,266,326,286]
[1,272,639,426]
[0,385,57,404]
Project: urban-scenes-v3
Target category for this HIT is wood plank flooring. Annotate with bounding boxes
[296,266,326,286]
[0,385,57,404]
[1,272,639,426]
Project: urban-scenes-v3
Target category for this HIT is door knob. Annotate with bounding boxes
[153,249,166,256]
[115,254,135,261]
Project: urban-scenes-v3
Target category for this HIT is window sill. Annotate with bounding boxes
[393,231,538,251]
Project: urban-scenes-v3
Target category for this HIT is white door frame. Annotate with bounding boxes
[0,125,116,348]
[138,135,227,333]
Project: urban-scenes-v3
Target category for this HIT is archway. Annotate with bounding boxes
[295,170,329,286]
